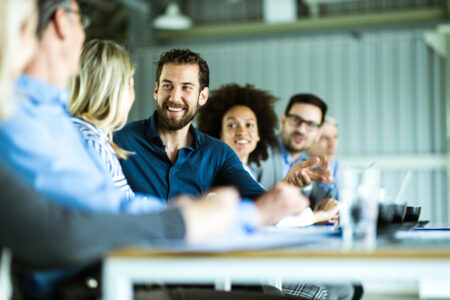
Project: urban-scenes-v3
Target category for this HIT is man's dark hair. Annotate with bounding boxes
[37,0,73,39]
[284,93,328,125]
[155,49,209,92]
[197,83,278,166]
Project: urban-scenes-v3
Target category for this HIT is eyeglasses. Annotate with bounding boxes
[286,114,320,131]
[65,8,91,29]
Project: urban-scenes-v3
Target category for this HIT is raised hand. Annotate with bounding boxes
[283,157,323,188]
[308,156,334,185]
[283,156,334,188]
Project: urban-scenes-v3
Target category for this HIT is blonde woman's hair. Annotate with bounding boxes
[0,0,36,121]
[69,39,135,159]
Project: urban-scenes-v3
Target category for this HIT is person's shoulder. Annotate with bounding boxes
[261,142,281,160]
[194,131,237,167]
[121,119,147,132]
[71,117,104,142]
[249,143,280,171]
[71,117,91,131]
[197,131,230,151]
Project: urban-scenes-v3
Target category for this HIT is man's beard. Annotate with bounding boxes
[284,142,304,154]
[157,101,199,131]
[282,132,307,154]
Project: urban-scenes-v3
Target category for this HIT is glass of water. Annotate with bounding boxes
[340,168,380,251]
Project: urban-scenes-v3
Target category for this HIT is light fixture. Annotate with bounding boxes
[153,3,192,30]
[263,0,297,24]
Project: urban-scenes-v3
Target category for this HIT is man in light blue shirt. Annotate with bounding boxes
[0,74,165,214]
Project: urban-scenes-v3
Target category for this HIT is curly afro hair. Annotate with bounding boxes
[197,83,278,166]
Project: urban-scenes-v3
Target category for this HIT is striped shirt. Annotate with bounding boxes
[71,117,136,201]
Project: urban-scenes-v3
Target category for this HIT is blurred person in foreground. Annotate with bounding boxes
[307,117,341,200]
[0,0,40,298]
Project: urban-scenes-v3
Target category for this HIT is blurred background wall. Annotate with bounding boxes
[84,0,450,225]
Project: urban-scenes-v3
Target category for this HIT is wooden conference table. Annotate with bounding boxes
[102,226,450,300]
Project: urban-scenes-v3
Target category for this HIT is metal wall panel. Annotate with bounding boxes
[129,27,447,225]
[176,0,446,25]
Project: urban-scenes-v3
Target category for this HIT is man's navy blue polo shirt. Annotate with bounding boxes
[114,111,265,202]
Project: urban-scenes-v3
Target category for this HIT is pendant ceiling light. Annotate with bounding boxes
[153,3,192,30]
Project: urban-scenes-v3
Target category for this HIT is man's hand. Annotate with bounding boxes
[282,156,334,188]
[254,182,310,227]
[178,187,239,242]
[313,198,340,224]
[313,156,334,185]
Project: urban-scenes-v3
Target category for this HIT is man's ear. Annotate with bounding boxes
[52,8,69,40]
[198,87,209,106]
[280,114,286,129]
[153,82,159,101]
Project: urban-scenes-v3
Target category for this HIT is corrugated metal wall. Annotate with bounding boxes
[129,28,447,225]
[176,0,446,26]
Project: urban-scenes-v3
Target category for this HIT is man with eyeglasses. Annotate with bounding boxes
[249,93,336,208]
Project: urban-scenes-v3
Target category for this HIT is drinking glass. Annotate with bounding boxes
[340,168,380,251]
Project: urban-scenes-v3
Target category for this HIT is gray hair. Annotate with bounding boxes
[325,116,338,127]
[37,0,72,38]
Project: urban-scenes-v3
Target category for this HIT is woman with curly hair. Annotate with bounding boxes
[197,83,278,169]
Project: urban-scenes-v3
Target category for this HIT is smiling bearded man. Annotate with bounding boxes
[114,49,269,201]
[155,63,203,131]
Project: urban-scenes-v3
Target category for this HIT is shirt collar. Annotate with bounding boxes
[15,74,69,108]
[146,111,161,141]
[278,136,306,167]
[72,116,109,142]
[146,111,201,149]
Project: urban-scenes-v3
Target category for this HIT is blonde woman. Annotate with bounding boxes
[69,39,158,203]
